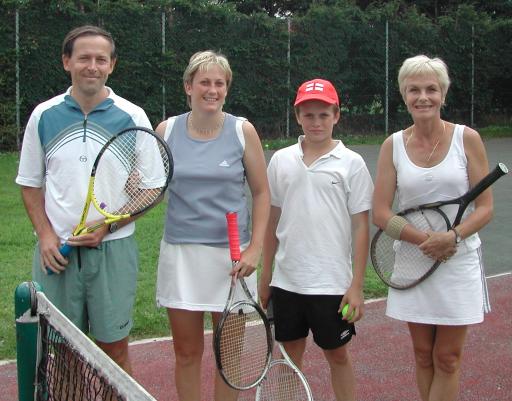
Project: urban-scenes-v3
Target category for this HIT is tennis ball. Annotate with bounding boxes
[341,304,355,320]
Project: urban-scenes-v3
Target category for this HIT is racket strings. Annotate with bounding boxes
[257,361,310,401]
[219,307,270,388]
[372,209,445,288]
[94,129,171,216]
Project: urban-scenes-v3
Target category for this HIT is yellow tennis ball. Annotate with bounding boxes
[341,304,355,320]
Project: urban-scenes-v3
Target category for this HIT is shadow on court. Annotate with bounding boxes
[3,274,509,401]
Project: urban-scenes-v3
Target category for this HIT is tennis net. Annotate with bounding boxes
[32,291,156,401]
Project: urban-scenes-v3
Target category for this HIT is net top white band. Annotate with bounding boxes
[36,292,157,401]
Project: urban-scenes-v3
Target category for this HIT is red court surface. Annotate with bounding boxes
[1,273,510,401]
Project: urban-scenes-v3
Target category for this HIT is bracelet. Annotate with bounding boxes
[384,215,409,240]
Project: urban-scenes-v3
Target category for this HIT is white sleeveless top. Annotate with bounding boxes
[393,123,480,253]
[386,124,489,325]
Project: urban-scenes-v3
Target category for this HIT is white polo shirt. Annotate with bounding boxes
[267,136,374,295]
[16,87,152,243]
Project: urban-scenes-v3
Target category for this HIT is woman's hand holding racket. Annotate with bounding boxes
[229,242,259,277]
[418,230,457,262]
[213,212,273,390]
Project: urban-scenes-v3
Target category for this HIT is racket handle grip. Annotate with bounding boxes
[226,212,241,262]
[46,244,72,275]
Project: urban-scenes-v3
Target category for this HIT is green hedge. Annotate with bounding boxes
[0,0,511,151]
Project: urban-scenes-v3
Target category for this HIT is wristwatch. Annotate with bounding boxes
[108,222,119,234]
[451,227,462,244]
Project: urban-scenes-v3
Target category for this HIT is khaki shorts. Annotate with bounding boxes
[32,236,138,343]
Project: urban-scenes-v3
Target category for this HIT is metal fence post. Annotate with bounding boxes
[15,7,21,149]
[385,19,389,135]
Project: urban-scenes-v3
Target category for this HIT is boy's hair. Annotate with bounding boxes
[294,103,339,116]
[62,25,116,59]
[398,55,451,102]
[183,50,232,108]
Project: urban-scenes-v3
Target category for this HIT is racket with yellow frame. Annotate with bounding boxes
[48,126,173,273]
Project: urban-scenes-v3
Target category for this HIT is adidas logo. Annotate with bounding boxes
[219,160,230,167]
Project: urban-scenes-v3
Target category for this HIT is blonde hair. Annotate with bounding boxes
[183,50,232,107]
[398,55,451,102]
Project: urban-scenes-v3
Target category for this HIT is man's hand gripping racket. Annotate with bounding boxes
[47,126,173,274]
[213,212,273,390]
[371,162,508,290]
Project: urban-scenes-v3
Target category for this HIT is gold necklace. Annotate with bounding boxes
[189,112,225,135]
[406,121,446,162]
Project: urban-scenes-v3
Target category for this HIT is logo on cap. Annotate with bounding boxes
[305,82,325,92]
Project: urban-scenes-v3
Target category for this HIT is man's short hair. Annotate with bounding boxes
[62,25,116,59]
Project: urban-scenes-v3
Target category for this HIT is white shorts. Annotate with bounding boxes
[156,240,257,312]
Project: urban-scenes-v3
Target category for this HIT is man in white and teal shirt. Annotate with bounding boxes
[16,25,151,374]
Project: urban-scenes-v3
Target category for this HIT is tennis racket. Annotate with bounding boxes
[371,162,508,290]
[55,126,173,260]
[213,212,272,390]
[255,299,314,401]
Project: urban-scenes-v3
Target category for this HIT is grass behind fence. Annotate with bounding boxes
[0,150,387,361]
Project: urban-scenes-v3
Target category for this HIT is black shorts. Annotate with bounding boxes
[271,286,356,350]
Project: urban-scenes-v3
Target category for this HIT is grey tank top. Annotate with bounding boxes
[163,112,250,246]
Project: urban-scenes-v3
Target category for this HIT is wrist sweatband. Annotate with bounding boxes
[385,215,409,240]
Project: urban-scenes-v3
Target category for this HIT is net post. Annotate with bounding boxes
[15,281,42,401]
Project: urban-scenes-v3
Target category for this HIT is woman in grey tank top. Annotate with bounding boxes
[154,50,270,401]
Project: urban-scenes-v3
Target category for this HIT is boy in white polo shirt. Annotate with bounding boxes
[260,78,373,401]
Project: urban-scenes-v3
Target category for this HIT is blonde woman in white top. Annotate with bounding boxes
[372,55,494,401]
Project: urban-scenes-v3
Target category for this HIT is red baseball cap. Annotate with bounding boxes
[294,78,339,106]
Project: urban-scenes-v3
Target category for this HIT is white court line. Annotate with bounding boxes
[131,271,512,347]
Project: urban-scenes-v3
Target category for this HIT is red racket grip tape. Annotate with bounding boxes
[226,212,241,262]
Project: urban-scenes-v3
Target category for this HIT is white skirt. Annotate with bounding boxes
[386,247,490,325]
[156,240,257,312]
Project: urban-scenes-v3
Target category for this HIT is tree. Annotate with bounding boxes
[218,0,331,16]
